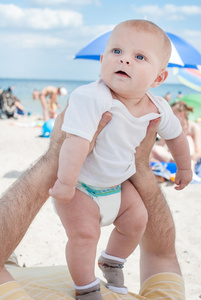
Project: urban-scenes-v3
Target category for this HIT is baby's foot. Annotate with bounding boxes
[98,251,127,294]
[75,280,102,300]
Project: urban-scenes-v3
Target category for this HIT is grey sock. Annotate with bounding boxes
[98,254,127,294]
[75,283,102,300]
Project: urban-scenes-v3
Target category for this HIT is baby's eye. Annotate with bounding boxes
[113,49,121,54]
[136,54,145,60]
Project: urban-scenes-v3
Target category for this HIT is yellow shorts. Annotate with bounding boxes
[137,272,185,299]
[3,265,185,300]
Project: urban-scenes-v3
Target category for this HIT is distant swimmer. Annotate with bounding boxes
[163,92,172,103]
[32,86,67,120]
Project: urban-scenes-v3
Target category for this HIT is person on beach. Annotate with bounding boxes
[49,20,192,299]
[13,96,25,116]
[151,101,201,180]
[0,87,22,119]
[0,109,185,299]
[176,91,183,99]
[163,91,172,103]
[32,86,67,121]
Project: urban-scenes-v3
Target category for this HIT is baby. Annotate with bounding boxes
[50,20,192,300]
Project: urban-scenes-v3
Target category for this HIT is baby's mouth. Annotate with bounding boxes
[115,70,130,78]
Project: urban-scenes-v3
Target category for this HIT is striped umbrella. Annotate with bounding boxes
[174,68,201,92]
[74,31,201,69]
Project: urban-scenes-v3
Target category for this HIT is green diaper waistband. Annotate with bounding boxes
[81,182,121,197]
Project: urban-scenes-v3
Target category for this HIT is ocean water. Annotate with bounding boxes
[0,77,199,117]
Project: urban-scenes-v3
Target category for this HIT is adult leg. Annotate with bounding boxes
[39,94,48,121]
[130,119,182,286]
[151,144,173,162]
[49,101,57,119]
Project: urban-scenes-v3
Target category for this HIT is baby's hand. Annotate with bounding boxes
[174,168,192,190]
[49,180,75,203]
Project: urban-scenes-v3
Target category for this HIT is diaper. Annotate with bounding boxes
[76,182,121,227]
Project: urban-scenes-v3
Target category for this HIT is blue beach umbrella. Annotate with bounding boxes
[74,31,201,69]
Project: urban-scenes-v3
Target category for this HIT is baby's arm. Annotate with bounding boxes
[49,133,89,203]
[166,131,192,190]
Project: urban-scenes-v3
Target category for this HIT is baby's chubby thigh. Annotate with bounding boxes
[114,180,148,237]
[54,188,101,243]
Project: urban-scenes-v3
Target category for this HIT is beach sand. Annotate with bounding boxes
[0,115,200,299]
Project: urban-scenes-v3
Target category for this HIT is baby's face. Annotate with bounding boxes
[100,24,166,100]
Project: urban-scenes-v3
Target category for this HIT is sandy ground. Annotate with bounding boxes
[0,115,200,299]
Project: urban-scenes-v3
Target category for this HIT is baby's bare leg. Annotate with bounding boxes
[54,188,101,286]
[106,180,148,258]
[98,180,147,294]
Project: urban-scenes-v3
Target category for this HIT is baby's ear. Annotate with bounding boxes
[151,69,168,88]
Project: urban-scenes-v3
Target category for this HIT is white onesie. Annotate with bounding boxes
[62,78,182,188]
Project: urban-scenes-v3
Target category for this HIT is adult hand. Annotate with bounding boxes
[135,118,161,171]
[89,111,112,153]
[49,106,67,158]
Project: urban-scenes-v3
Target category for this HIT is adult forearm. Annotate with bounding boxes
[129,117,176,254]
[0,149,58,266]
[130,166,182,283]
[131,119,182,282]
[130,167,175,253]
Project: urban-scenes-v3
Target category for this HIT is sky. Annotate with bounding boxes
[0,0,201,82]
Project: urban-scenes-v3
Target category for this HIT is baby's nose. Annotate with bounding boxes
[120,59,130,65]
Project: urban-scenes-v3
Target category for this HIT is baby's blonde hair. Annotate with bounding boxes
[112,19,172,69]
